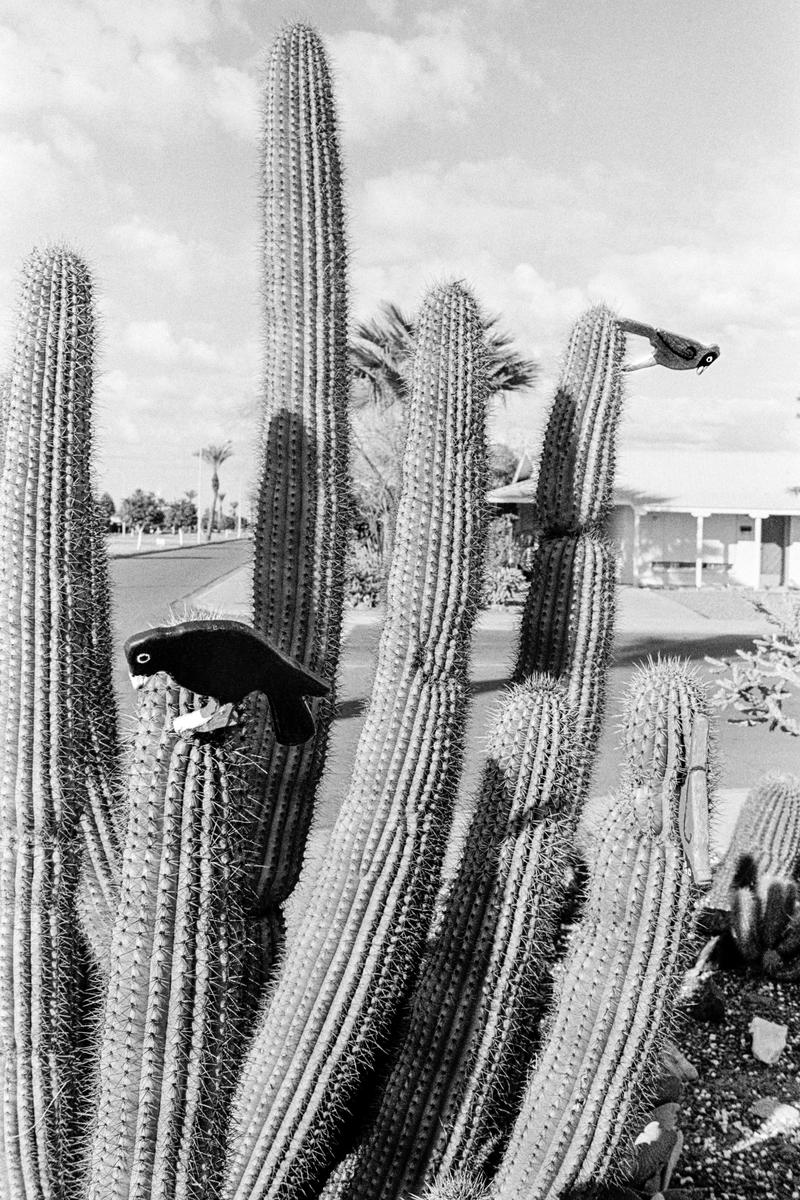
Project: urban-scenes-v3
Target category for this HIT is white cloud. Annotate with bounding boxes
[124,319,181,362]
[207,65,260,141]
[0,1,261,146]
[41,113,98,165]
[105,219,192,278]
[329,16,487,141]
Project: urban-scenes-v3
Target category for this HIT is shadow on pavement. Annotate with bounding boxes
[613,632,759,667]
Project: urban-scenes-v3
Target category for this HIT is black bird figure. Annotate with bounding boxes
[619,317,720,374]
[124,619,330,744]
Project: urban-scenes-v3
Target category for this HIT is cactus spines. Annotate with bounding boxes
[243,18,351,968]
[0,246,120,1198]
[728,852,800,976]
[535,304,625,534]
[513,305,624,797]
[492,660,711,1200]
[85,677,246,1200]
[222,280,489,1200]
[513,532,616,796]
[705,772,800,911]
[331,678,578,1200]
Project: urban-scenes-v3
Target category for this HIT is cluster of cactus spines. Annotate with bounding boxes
[729,853,800,977]
[0,246,120,1198]
[242,20,351,972]
[221,280,489,1200]
[85,677,246,1200]
[705,772,800,911]
[492,660,711,1200]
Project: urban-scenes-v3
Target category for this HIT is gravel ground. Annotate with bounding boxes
[674,967,800,1198]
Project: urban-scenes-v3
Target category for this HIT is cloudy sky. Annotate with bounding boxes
[1,0,799,510]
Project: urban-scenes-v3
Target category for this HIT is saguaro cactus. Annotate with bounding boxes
[492,661,713,1200]
[325,307,625,1200]
[0,22,722,1200]
[243,20,351,975]
[0,246,120,1200]
[222,279,489,1200]
[85,678,246,1200]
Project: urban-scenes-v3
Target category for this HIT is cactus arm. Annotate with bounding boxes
[84,678,246,1200]
[242,21,350,973]
[221,280,488,1200]
[323,308,624,1200]
[492,661,713,1200]
[0,247,120,1199]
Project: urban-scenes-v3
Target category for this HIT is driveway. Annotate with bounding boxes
[189,566,796,863]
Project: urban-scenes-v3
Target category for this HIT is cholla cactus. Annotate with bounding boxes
[0,21,718,1200]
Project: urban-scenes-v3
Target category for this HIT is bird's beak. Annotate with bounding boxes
[129,672,148,690]
[696,363,708,375]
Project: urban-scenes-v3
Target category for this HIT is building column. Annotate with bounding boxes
[632,507,642,585]
[751,513,763,589]
[692,511,710,589]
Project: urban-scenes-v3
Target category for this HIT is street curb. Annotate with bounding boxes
[107,536,253,560]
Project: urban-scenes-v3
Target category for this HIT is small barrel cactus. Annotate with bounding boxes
[705,772,800,910]
[728,852,800,977]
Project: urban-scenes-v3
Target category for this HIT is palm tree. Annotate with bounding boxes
[349,300,539,408]
[194,442,233,542]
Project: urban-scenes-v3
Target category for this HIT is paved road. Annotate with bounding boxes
[109,539,253,725]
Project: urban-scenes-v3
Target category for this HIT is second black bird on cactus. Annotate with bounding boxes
[124,619,330,743]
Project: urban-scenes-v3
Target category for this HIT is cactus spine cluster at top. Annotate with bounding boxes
[0,247,120,1199]
[242,21,351,977]
[0,20,718,1200]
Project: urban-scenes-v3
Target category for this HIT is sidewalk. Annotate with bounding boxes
[107,532,251,559]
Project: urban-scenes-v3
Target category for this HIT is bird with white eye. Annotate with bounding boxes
[124,618,330,743]
[619,317,720,374]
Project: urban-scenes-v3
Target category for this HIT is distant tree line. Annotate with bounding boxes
[98,489,244,535]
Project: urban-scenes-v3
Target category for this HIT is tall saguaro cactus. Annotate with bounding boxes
[223,280,489,1200]
[0,247,120,1200]
[243,21,351,973]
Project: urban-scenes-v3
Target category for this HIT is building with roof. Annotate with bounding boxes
[488,450,800,589]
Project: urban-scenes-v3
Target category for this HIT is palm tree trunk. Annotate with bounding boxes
[206,471,219,542]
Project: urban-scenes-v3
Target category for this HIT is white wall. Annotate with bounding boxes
[787,517,800,587]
